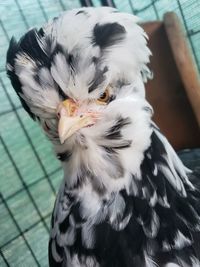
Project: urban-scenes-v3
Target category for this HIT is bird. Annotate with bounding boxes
[6,6,200,267]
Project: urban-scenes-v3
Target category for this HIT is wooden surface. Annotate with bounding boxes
[164,12,200,127]
[141,15,200,150]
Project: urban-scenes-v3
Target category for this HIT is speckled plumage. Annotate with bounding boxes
[6,7,200,267]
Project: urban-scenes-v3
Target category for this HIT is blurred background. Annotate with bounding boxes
[0,0,199,266]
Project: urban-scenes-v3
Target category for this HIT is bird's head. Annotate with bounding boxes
[6,7,153,187]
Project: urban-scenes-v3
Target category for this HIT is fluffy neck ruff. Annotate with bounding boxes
[52,99,195,223]
[54,97,153,196]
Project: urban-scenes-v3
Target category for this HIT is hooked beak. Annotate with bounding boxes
[57,99,99,144]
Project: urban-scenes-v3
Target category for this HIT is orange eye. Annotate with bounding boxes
[97,88,110,104]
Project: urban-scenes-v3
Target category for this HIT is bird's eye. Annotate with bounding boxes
[97,88,110,104]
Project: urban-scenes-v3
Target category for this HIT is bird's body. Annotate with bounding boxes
[6,7,200,267]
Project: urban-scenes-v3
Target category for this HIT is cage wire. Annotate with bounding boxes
[0,0,199,266]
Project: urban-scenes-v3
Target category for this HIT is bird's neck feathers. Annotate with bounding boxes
[52,91,193,217]
[52,124,196,233]
[53,97,154,196]
[54,123,193,201]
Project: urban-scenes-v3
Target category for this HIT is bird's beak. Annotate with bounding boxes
[57,99,99,144]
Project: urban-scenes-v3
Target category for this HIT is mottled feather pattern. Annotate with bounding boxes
[6,6,200,267]
[49,130,200,267]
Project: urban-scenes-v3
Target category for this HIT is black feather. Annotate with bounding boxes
[57,151,72,162]
[88,66,108,93]
[92,22,126,49]
[76,10,89,16]
[48,239,64,267]
[6,37,36,120]
[105,116,131,140]
[19,28,49,66]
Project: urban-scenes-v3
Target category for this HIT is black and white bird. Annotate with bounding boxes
[6,7,200,267]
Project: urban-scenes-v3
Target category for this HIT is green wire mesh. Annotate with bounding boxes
[0,0,199,266]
